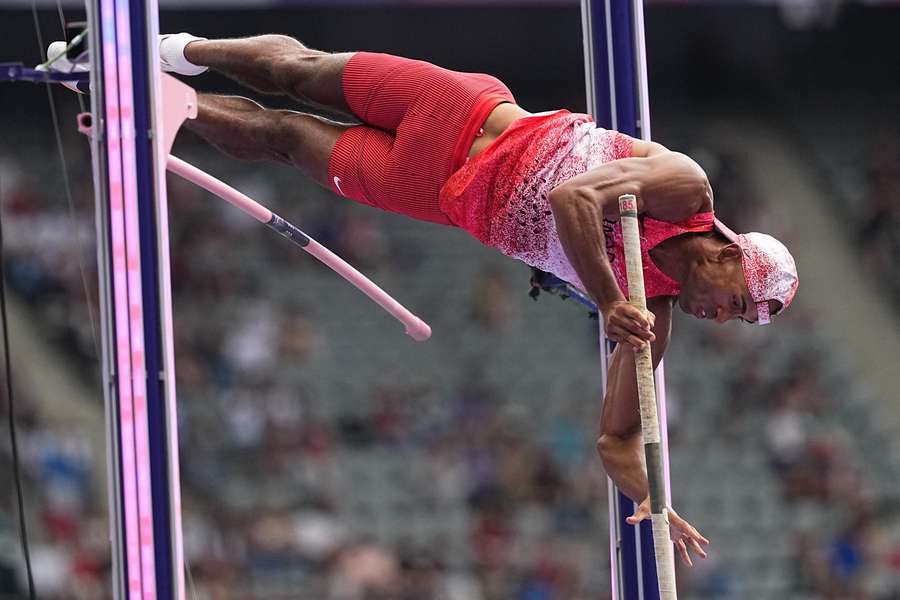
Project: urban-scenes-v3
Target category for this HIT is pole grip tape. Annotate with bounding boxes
[267,213,311,247]
[650,512,678,599]
[619,193,679,599]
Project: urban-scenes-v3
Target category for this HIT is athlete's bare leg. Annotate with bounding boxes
[183,35,353,117]
[185,94,346,186]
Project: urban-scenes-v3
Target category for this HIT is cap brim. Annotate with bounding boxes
[714,218,740,244]
[716,219,770,325]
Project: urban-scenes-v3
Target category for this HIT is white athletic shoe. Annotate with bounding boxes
[39,32,207,90]
[37,40,89,93]
[159,32,208,76]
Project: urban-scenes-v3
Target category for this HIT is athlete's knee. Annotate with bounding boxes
[247,33,309,59]
[267,52,343,100]
[247,35,320,87]
[281,113,344,182]
[262,112,337,175]
[248,110,292,154]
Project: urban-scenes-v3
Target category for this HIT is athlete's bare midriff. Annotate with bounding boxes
[467,103,532,159]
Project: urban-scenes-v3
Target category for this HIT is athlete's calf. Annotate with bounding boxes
[183,35,353,116]
[186,94,346,186]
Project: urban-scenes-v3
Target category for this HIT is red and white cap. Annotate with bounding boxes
[714,219,799,325]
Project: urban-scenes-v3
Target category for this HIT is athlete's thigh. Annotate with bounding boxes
[341,52,439,131]
[278,112,349,187]
[285,110,455,225]
[342,52,504,134]
[327,122,452,225]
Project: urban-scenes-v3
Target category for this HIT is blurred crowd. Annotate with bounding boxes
[716,322,900,599]
[788,99,900,313]
[857,129,900,309]
[1,122,899,600]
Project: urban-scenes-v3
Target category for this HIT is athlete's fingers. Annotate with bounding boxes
[689,536,708,559]
[604,302,655,346]
[614,324,654,347]
[609,314,655,342]
[625,318,655,339]
[669,511,710,547]
[622,303,651,325]
[618,303,650,326]
[676,539,692,567]
[626,504,650,525]
[622,328,648,350]
[606,323,648,350]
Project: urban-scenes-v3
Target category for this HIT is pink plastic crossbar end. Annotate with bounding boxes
[406,318,432,342]
[166,156,432,342]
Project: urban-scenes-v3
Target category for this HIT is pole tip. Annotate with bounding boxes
[618,194,638,214]
[406,318,432,342]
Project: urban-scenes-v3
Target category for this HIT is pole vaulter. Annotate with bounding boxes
[580,2,795,597]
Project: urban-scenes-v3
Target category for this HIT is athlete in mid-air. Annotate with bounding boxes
[47,33,798,567]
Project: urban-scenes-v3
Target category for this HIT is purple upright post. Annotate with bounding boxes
[86,0,185,596]
[581,0,671,598]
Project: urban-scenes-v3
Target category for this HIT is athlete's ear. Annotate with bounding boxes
[717,243,742,262]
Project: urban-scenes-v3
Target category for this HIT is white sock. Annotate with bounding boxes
[159,33,208,76]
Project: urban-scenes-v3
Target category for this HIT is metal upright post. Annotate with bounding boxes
[86,0,184,596]
[581,0,672,598]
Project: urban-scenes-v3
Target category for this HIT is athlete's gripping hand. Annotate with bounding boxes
[602,300,655,351]
[627,497,710,567]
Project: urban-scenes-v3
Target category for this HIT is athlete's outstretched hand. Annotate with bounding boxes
[603,300,655,351]
[626,497,710,567]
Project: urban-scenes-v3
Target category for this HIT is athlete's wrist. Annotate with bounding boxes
[597,292,627,316]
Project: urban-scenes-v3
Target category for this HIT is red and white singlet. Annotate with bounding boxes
[439,110,715,299]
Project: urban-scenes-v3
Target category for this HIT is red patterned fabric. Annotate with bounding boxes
[607,212,716,299]
[327,52,514,225]
[440,110,635,290]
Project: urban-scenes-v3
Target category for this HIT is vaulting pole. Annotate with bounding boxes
[618,194,677,599]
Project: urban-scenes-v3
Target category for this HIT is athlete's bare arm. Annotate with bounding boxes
[547,141,713,348]
[551,140,713,565]
[597,294,672,501]
[597,294,710,566]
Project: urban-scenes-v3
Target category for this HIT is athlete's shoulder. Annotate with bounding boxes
[625,136,668,158]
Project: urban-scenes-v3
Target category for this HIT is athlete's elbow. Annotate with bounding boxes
[548,185,572,211]
[549,185,592,214]
[686,162,713,206]
[673,152,713,204]
[596,434,615,459]
[596,434,624,472]
[699,173,714,207]
[596,431,637,460]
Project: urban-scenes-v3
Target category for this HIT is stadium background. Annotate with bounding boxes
[0,0,899,598]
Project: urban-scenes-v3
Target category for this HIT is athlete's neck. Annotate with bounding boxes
[649,233,710,284]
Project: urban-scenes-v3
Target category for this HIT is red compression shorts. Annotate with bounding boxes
[327,52,515,225]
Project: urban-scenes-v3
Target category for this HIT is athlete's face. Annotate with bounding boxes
[677,243,759,324]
